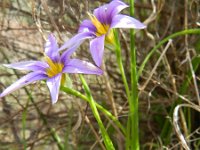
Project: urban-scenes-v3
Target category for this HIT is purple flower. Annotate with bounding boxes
[59,0,146,67]
[0,34,103,104]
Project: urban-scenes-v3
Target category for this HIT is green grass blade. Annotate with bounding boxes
[138,29,200,78]
[129,0,140,149]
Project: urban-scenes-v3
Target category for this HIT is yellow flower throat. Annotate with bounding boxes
[88,13,114,44]
[45,56,64,78]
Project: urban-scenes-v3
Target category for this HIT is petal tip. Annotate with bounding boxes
[3,64,9,67]
[98,70,104,75]
[48,33,56,40]
[51,95,59,104]
[0,91,7,98]
[140,23,147,29]
[51,100,57,104]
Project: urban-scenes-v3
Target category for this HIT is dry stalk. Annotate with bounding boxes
[31,0,47,41]
[40,0,62,41]
[102,61,118,117]
[173,104,200,150]
[140,39,173,92]
[85,115,106,150]
[184,0,200,105]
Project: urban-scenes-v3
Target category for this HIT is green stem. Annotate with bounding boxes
[60,86,126,135]
[129,0,139,149]
[79,75,115,150]
[114,29,138,150]
[114,30,131,101]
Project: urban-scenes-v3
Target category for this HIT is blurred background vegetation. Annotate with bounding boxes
[0,0,199,149]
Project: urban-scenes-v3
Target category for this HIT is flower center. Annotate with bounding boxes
[88,13,114,44]
[45,56,64,78]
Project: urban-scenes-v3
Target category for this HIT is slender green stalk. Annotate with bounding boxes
[114,30,131,101]
[129,0,139,149]
[114,30,133,149]
[60,86,126,135]
[79,75,115,150]
[138,28,200,77]
[1,50,64,150]
[114,2,140,148]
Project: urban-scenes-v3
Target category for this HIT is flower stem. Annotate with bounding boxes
[114,30,131,101]
[79,75,115,149]
[129,0,140,150]
[114,30,137,149]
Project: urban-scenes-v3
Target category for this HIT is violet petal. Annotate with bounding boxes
[58,32,94,51]
[93,4,109,24]
[90,35,105,67]
[111,14,146,29]
[63,59,103,75]
[78,19,96,33]
[107,0,128,23]
[45,34,60,61]
[3,61,49,73]
[46,73,62,104]
[0,72,47,98]
[60,44,80,65]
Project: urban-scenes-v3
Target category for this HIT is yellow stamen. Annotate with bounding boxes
[88,13,109,35]
[88,13,114,44]
[45,56,64,78]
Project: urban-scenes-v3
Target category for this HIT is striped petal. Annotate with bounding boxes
[90,35,105,67]
[111,14,146,29]
[3,61,48,72]
[63,59,103,75]
[93,0,128,24]
[45,34,60,61]
[78,19,96,33]
[46,74,62,104]
[107,0,128,20]
[58,32,94,51]
[60,44,80,65]
[0,72,47,98]
[93,3,109,24]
